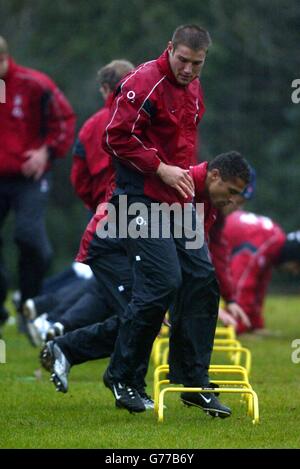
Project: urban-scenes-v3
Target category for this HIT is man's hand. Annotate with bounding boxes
[156,162,194,199]
[226,302,251,328]
[218,307,237,328]
[22,145,49,180]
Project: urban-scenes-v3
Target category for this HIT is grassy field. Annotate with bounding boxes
[1,294,300,449]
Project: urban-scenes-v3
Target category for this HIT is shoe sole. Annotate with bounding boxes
[181,398,231,419]
[40,343,54,372]
[115,399,145,413]
[50,373,67,393]
[40,343,67,393]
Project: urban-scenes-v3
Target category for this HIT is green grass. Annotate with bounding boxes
[1,295,300,448]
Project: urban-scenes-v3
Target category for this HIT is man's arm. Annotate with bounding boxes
[22,81,76,180]
[103,78,161,174]
[70,138,94,210]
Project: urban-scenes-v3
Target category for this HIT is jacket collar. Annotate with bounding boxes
[157,49,182,86]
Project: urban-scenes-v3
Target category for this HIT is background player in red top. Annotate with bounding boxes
[23,60,134,345]
[0,36,75,326]
[71,59,134,212]
[220,210,300,334]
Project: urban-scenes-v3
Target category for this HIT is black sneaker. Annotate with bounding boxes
[103,368,145,413]
[40,341,70,393]
[181,390,231,418]
[209,382,220,397]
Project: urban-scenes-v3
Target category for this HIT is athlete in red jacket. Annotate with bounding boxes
[0,36,75,324]
[0,42,75,176]
[212,180,300,335]
[221,210,288,333]
[103,44,205,205]
[43,152,251,407]
[76,25,250,417]
[71,60,134,212]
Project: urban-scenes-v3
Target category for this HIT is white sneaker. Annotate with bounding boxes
[23,299,37,320]
[27,314,52,346]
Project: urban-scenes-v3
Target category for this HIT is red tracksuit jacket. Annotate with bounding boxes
[217,210,286,332]
[103,49,205,205]
[71,94,114,212]
[0,57,75,176]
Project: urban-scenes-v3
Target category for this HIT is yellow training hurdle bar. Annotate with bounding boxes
[215,325,236,340]
[162,341,249,371]
[157,386,259,424]
[151,325,236,365]
[153,364,251,414]
[154,339,250,372]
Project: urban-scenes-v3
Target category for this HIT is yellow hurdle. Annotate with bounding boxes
[153,337,244,368]
[157,386,259,424]
[160,342,250,373]
[151,325,257,423]
[215,325,236,340]
[212,346,252,374]
[153,364,251,414]
[152,337,169,367]
[155,380,254,417]
[152,324,236,366]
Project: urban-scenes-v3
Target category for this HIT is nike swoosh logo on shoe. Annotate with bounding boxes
[200,393,211,403]
[113,384,121,400]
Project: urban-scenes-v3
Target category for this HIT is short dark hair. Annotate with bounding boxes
[97,59,134,92]
[208,151,251,185]
[171,24,212,51]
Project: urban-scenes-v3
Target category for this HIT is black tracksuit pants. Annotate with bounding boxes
[47,277,113,332]
[55,248,149,391]
[0,175,52,309]
[85,196,219,388]
[32,278,91,318]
